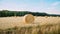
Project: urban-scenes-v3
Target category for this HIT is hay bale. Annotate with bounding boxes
[23,14,35,24]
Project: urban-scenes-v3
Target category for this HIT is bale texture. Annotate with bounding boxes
[23,14,35,24]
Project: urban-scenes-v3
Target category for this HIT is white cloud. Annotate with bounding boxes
[0,0,29,11]
[0,0,60,14]
[51,2,60,7]
[40,7,60,14]
[38,2,60,14]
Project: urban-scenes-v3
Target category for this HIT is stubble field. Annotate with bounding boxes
[0,16,60,34]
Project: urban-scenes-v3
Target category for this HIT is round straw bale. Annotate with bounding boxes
[23,14,35,24]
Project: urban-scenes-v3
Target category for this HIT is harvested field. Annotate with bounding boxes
[0,16,60,34]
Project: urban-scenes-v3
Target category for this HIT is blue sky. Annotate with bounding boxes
[0,0,60,14]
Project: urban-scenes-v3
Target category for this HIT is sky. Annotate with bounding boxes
[0,0,60,14]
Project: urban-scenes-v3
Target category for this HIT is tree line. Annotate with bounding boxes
[0,10,60,17]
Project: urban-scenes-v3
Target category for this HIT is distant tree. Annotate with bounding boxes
[0,10,60,17]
